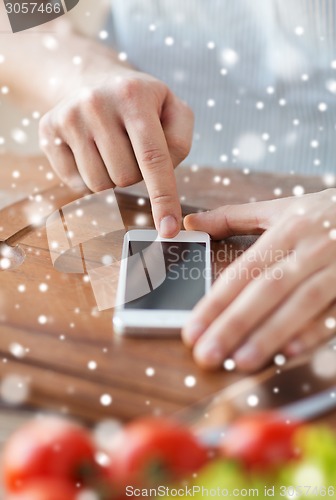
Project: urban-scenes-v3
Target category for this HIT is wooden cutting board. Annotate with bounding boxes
[0,154,331,424]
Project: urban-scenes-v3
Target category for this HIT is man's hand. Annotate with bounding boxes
[0,2,192,238]
[39,69,194,237]
[183,189,336,372]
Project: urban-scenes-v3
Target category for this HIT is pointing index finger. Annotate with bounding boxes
[125,114,181,238]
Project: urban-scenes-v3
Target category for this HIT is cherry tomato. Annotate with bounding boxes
[3,417,98,492]
[220,412,301,471]
[108,417,209,489]
[6,479,77,500]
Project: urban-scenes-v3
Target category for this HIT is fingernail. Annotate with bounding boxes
[194,339,223,367]
[183,322,206,346]
[159,215,179,238]
[234,343,260,368]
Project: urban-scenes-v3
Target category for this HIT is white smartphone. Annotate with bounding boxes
[113,229,211,335]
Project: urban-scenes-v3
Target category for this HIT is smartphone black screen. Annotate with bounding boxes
[124,241,207,310]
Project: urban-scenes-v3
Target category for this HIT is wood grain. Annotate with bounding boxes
[0,154,334,426]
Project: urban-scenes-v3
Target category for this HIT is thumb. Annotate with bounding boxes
[184,198,291,239]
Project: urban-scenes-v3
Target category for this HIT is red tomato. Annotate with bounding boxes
[220,412,301,471]
[3,417,98,492]
[6,479,77,500]
[108,417,209,489]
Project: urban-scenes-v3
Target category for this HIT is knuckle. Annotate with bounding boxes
[283,215,309,241]
[265,273,286,294]
[81,89,103,116]
[58,106,80,130]
[116,78,144,104]
[285,258,303,276]
[150,191,176,207]
[252,339,268,361]
[39,114,54,145]
[171,135,191,161]
[87,178,114,193]
[184,104,195,126]
[141,147,169,169]
[226,315,248,333]
[39,114,51,135]
[204,293,224,315]
[306,237,332,261]
[304,284,323,304]
[114,170,141,188]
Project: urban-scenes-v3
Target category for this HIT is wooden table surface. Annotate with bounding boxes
[0,153,335,432]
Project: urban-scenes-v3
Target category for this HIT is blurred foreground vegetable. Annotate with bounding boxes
[2,417,99,493]
[107,417,209,493]
[164,419,336,499]
[2,412,336,500]
[1,415,209,499]
[220,412,301,471]
[6,479,77,500]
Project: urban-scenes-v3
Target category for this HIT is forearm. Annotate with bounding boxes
[0,10,130,112]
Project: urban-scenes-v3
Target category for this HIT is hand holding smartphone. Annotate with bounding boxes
[113,230,211,335]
